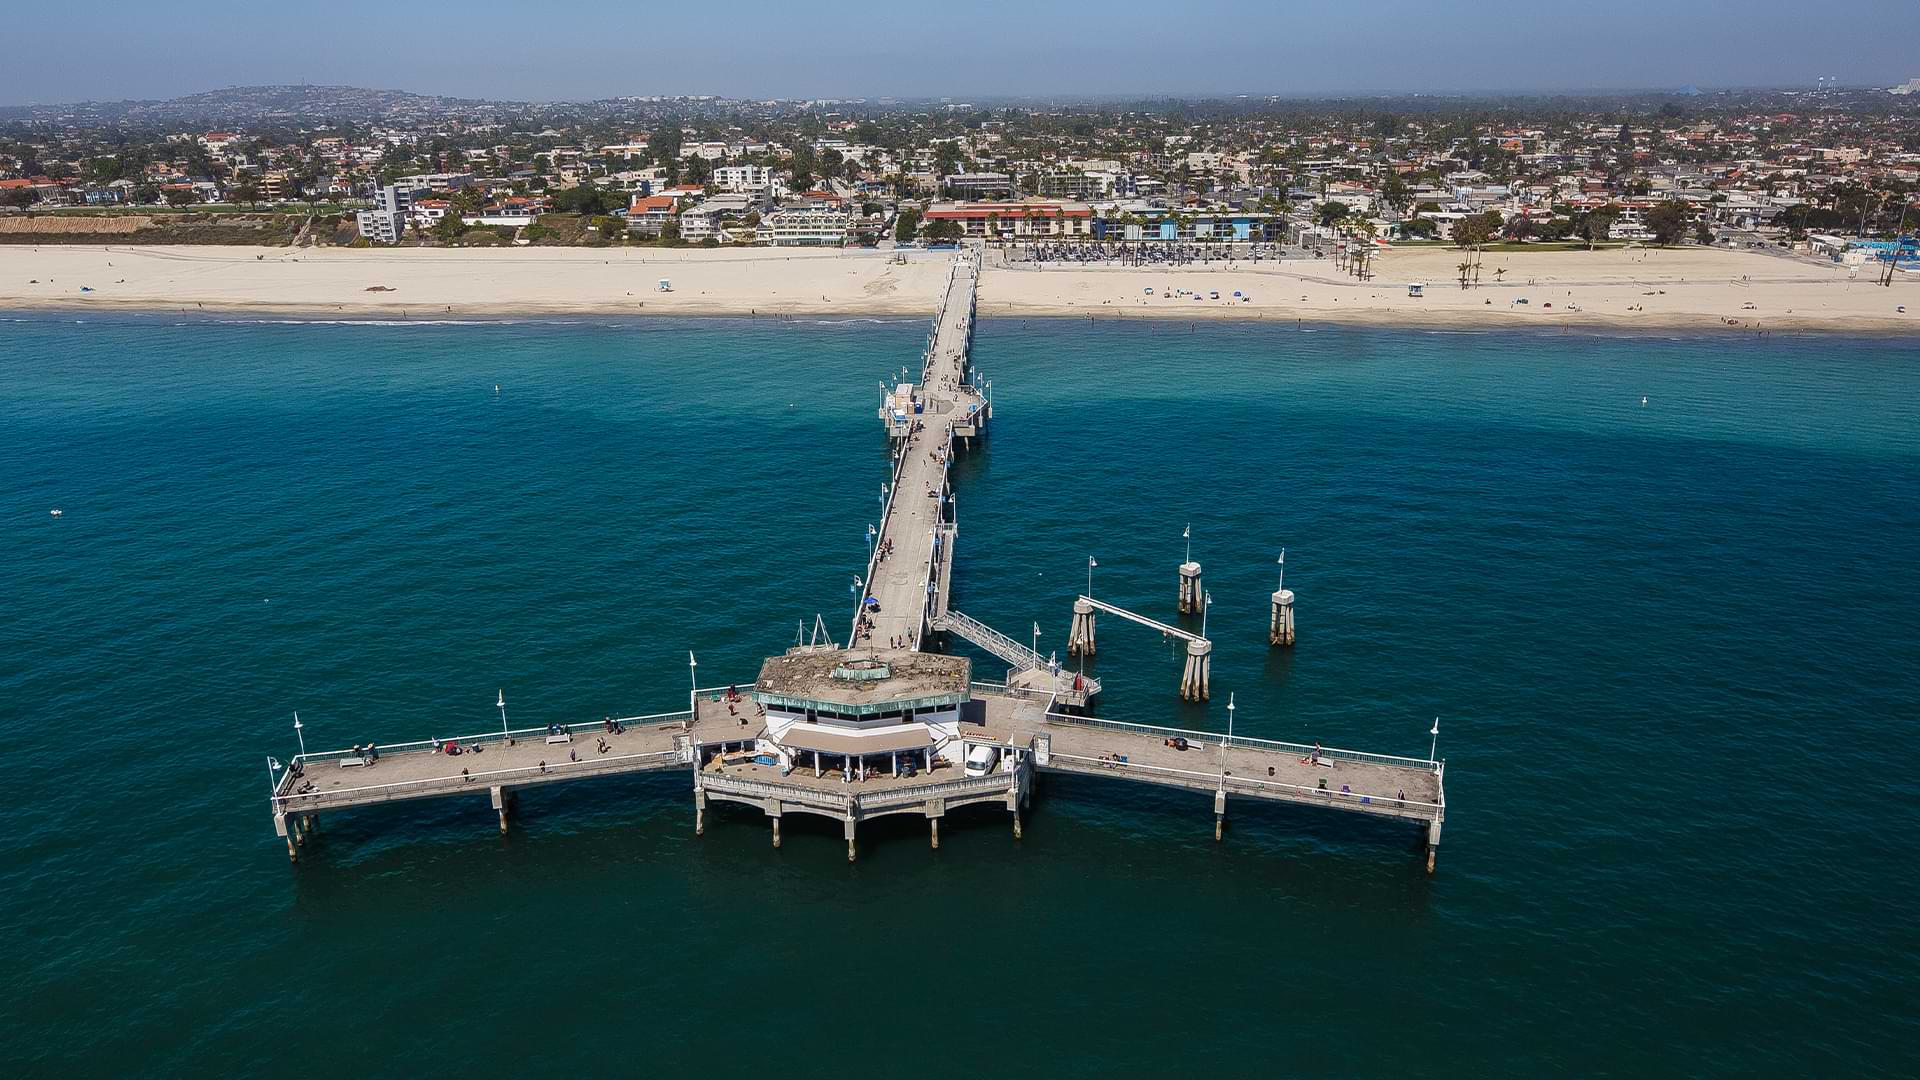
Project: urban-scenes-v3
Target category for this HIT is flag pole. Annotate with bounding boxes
[1219,692,1236,788]
[293,712,306,759]
[1430,716,1440,763]
[497,689,508,739]
[688,651,698,717]
[1278,548,1285,594]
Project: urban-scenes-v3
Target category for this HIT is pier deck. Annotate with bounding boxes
[856,258,981,651]
[266,252,1449,867]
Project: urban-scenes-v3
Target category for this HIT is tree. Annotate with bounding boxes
[434,211,466,242]
[1452,210,1503,248]
[1379,171,1410,215]
[1579,208,1617,249]
[1398,216,1437,240]
[550,186,617,216]
[1693,218,1714,245]
[924,218,963,242]
[163,188,197,208]
[230,179,261,208]
[1316,201,1348,227]
[1645,200,1690,246]
[1,188,34,209]
[894,206,922,242]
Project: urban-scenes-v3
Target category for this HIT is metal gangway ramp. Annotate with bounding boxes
[933,609,1100,705]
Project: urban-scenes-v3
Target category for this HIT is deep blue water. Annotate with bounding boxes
[2,313,1916,1077]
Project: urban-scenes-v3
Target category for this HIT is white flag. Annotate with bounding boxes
[689,651,697,668]
[1431,716,1440,736]
[1088,556,1098,568]
[1182,524,1190,539]
[1033,622,1041,638]
[268,757,282,770]
[1279,549,1285,565]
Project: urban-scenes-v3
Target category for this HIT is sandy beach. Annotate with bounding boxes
[1,243,1914,332]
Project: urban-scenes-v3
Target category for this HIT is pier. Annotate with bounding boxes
[267,252,1448,871]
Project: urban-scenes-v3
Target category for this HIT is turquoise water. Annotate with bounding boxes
[2,314,1916,1077]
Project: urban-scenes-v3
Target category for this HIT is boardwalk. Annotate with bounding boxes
[855,257,984,651]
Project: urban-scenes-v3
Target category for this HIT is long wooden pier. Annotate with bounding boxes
[266,252,1448,870]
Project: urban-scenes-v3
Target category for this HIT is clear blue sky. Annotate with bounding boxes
[5,0,1918,104]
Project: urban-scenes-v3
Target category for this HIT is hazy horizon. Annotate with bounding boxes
[4,0,1917,106]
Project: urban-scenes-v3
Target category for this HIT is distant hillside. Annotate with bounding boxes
[0,85,499,126]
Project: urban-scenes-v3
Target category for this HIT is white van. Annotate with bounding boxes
[964,745,1000,777]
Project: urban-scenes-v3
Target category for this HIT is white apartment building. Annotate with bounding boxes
[355,185,411,243]
[679,194,758,242]
[758,207,850,247]
[355,209,406,243]
[712,164,774,194]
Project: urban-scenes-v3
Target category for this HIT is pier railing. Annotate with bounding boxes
[1044,750,1443,819]
[703,772,852,814]
[273,747,688,812]
[700,769,1015,814]
[861,771,1014,810]
[288,709,694,770]
[1040,710,1440,773]
[969,679,1055,703]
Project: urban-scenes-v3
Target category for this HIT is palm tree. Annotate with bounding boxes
[1457,260,1472,289]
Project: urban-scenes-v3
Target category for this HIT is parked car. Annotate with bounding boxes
[965,745,1000,777]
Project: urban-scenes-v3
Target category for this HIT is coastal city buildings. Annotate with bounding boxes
[2,87,1916,257]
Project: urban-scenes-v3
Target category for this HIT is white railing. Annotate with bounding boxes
[861,771,1014,809]
[703,772,853,813]
[1041,710,1440,773]
[1044,751,1443,818]
[938,609,1048,671]
[273,748,686,810]
[701,768,1014,813]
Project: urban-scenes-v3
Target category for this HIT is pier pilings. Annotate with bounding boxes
[1270,589,1296,647]
[1068,597,1096,656]
[491,785,510,834]
[1179,638,1212,701]
[1178,561,1204,615]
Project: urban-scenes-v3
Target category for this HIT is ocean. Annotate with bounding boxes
[2,313,1915,1077]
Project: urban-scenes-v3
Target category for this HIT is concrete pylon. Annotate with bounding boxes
[1179,638,1212,701]
[1178,561,1204,615]
[1270,588,1296,646]
[1068,597,1096,656]
[845,817,857,862]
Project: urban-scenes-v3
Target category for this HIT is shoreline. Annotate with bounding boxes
[2,243,1914,335]
[12,299,1913,337]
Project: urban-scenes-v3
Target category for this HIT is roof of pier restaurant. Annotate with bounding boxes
[753,649,971,716]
